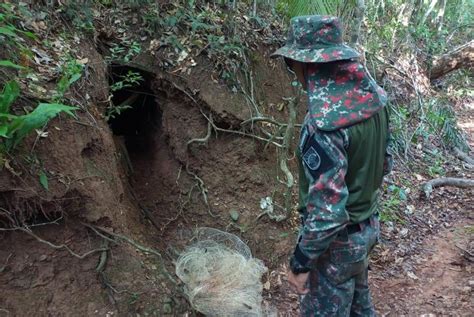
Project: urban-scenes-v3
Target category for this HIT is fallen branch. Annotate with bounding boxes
[453,147,474,167]
[422,177,474,198]
[430,40,474,80]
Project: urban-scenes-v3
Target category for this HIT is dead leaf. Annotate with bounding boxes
[263,280,270,290]
[76,58,89,65]
[407,271,419,280]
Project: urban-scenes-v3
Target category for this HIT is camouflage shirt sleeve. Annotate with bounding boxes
[291,126,351,270]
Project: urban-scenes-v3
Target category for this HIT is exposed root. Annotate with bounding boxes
[187,115,213,147]
[0,253,12,273]
[95,240,120,306]
[198,109,284,148]
[161,168,194,234]
[0,226,108,259]
[279,96,297,220]
[185,164,217,218]
[422,177,474,198]
[83,223,177,285]
[453,147,474,168]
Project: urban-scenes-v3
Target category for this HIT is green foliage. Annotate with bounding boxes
[278,0,356,18]
[124,0,154,10]
[107,40,142,63]
[0,80,77,151]
[0,60,25,69]
[61,1,95,32]
[423,99,468,151]
[110,70,143,92]
[424,150,445,178]
[54,59,84,101]
[39,170,49,191]
[387,103,410,156]
[106,70,143,121]
[380,184,407,224]
[105,104,132,121]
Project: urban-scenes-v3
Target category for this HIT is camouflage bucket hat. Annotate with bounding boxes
[271,15,359,63]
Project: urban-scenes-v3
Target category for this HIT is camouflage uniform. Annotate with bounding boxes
[272,16,392,316]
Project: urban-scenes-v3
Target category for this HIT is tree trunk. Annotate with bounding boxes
[429,40,474,80]
[436,0,446,32]
[350,0,365,45]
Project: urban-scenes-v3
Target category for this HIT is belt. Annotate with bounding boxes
[346,217,371,234]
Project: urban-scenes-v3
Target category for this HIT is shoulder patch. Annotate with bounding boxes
[301,134,336,179]
[302,147,321,170]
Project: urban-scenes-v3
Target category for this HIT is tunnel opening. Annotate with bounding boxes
[107,65,162,158]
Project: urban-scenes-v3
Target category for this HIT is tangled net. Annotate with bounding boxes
[175,228,268,316]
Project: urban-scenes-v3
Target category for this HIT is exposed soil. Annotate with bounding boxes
[372,221,473,316]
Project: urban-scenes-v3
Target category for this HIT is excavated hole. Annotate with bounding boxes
[107,65,162,160]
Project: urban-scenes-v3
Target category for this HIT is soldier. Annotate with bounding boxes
[271,16,392,316]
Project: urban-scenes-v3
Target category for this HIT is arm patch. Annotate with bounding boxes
[301,134,335,179]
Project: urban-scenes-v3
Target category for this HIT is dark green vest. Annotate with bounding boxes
[345,107,389,223]
[297,107,389,224]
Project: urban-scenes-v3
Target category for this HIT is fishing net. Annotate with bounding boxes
[175,227,269,316]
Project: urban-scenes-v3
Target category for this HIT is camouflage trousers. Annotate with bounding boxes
[299,214,380,316]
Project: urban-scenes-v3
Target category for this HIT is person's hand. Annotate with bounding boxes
[287,270,310,295]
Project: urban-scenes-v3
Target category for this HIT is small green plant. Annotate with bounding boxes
[127,292,140,306]
[388,103,410,156]
[422,149,446,178]
[39,169,49,191]
[105,104,132,121]
[380,184,407,224]
[54,58,84,101]
[0,80,77,152]
[106,70,143,120]
[110,70,143,92]
[107,40,142,63]
[61,1,95,32]
[424,99,468,151]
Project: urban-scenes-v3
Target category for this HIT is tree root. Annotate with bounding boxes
[422,177,474,198]
[82,223,177,285]
[2,227,109,259]
[187,116,213,147]
[160,168,193,234]
[453,147,474,168]
[278,96,297,221]
[198,109,284,148]
[185,164,216,217]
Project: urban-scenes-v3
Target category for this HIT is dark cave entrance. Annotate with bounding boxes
[107,65,162,160]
